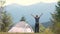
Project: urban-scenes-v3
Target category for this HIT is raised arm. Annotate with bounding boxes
[39,13,43,18]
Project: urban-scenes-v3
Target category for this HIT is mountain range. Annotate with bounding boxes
[4,2,57,27]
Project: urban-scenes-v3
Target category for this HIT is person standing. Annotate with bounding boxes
[31,14,43,33]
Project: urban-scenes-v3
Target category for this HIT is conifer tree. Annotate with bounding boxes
[20,16,26,21]
[51,1,60,34]
[1,11,12,32]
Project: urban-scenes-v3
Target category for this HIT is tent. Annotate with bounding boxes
[8,21,34,33]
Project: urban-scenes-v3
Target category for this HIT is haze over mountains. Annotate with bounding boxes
[5,2,57,26]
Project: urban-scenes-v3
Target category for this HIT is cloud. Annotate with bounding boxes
[4,0,58,6]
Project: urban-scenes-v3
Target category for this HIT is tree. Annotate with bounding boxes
[0,0,6,31]
[20,16,26,21]
[51,1,60,34]
[1,11,12,32]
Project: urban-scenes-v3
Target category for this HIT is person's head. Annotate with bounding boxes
[36,15,38,17]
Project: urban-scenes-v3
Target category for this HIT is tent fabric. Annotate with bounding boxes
[8,21,34,33]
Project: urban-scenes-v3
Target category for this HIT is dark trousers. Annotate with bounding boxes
[35,22,39,33]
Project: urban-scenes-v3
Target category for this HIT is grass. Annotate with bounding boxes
[0,28,54,34]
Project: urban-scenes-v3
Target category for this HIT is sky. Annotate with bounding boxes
[4,0,58,6]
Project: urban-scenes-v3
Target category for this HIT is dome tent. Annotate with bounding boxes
[8,21,34,33]
[8,17,34,33]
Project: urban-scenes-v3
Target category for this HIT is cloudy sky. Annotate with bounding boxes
[4,0,58,6]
